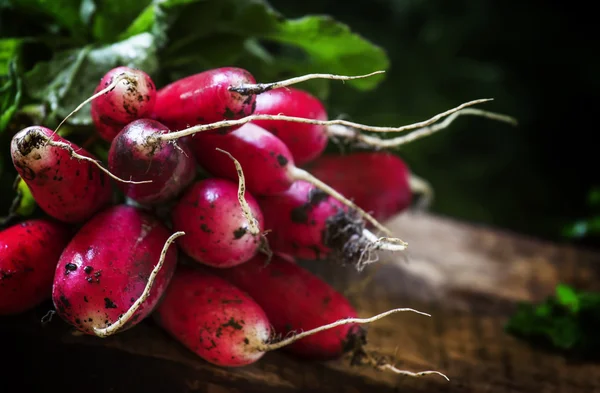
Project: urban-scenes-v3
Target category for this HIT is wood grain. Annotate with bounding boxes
[4,212,600,393]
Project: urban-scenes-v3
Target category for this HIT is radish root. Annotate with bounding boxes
[326,108,518,148]
[93,231,185,338]
[154,99,495,143]
[45,139,152,185]
[258,307,430,352]
[408,173,433,211]
[215,148,261,236]
[53,72,133,135]
[229,71,385,95]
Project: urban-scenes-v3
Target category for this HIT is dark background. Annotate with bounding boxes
[271,0,600,246]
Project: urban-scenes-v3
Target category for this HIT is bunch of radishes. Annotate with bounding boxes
[1,65,516,381]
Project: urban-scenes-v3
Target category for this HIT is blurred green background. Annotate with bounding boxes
[270,0,600,245]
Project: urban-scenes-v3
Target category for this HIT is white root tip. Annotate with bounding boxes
[408,173,433,211]
[378,363,450,381]
[260,307,430,352]
[228,70,385,95]
[93,231,184,338]
[54,73,133,136]
[215,148,261,236]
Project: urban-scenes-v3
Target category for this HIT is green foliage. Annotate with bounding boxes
[563,187,600,239]
[505,284,600,359]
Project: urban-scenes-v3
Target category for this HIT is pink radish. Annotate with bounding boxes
[257,180,404,268]
[107,119,196,205]
[307,152,414,222]
[171,177,264,268]
[10,126,113,223]
[252,87,328,165]
[52,205,181,337]
[154,265,433,368]
[91,66,156,142]
[0,219,72,315]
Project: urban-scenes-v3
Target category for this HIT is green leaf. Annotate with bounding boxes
[24,32,158,127]
[8,0,88,38]
[14,177,36,217]
[91,0,152,43]
[0,57,23,133]
[262,15,389,91]
[556,284,580,313]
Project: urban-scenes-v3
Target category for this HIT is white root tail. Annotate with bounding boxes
[93,231,185,338]
[53,72,133,135]
[228,71,385,95]
[46,139,152,185]
[258,307,430,352]
[326,108,518,148]
[215,148,261,236]
[155,99,495,143]
[377,363,450,381]
[408,173,434,211]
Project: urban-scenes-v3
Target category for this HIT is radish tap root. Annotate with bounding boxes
[229,71,385,95]
[53,73,132,135]
[256,307,430,352]
[93,231,185,337]
[215,148,260,236]
[408,173,433,211]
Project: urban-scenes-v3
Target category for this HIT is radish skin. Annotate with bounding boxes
[0,219,72,315]
[154,266,431,367]
[10,126,113,223]
[52,205,178,336]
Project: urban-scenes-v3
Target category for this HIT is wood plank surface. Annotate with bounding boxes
[4,211,600,393]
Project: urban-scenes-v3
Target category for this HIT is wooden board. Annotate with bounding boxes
[4,211,600,393]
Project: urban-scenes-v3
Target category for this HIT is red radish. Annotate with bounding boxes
[189,123,398,239]
[0,219,72,315]
[257,180,406,269]
[10,126,113,223]
[152,68,383,132]
[213,253,362,359]
[153,67,257,131]
[52,205,180,337]
[107,119,196,205]
[307,152,413,222]
[252,87,328,165]
[154,265,431,368]
[171,178,264,268]
[90,66,156,141]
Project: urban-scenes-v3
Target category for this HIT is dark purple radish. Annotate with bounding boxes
[108,119,196,205]
[188,123,399,241]
[10,126,113,223]
[52,205,182,337]
[154,265,433,368]
[91,66,156,142]
[0,219,72,315]
[257,180,407,269]
[252,87,328,165]
[171,178,264,268]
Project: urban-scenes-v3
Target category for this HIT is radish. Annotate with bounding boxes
[256,180,397,268]
[90,66,157,142]
[153,265,434,369]
[107,119,196,205]
[252,87,328,165]
[213,253,362,360]
[52,205,182,337]
[152,68,383,131]
[171,177,264,268]
[0,219,72,315]
[188,123,400,241]
[307,152,417,221]
[10,126,114,223]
